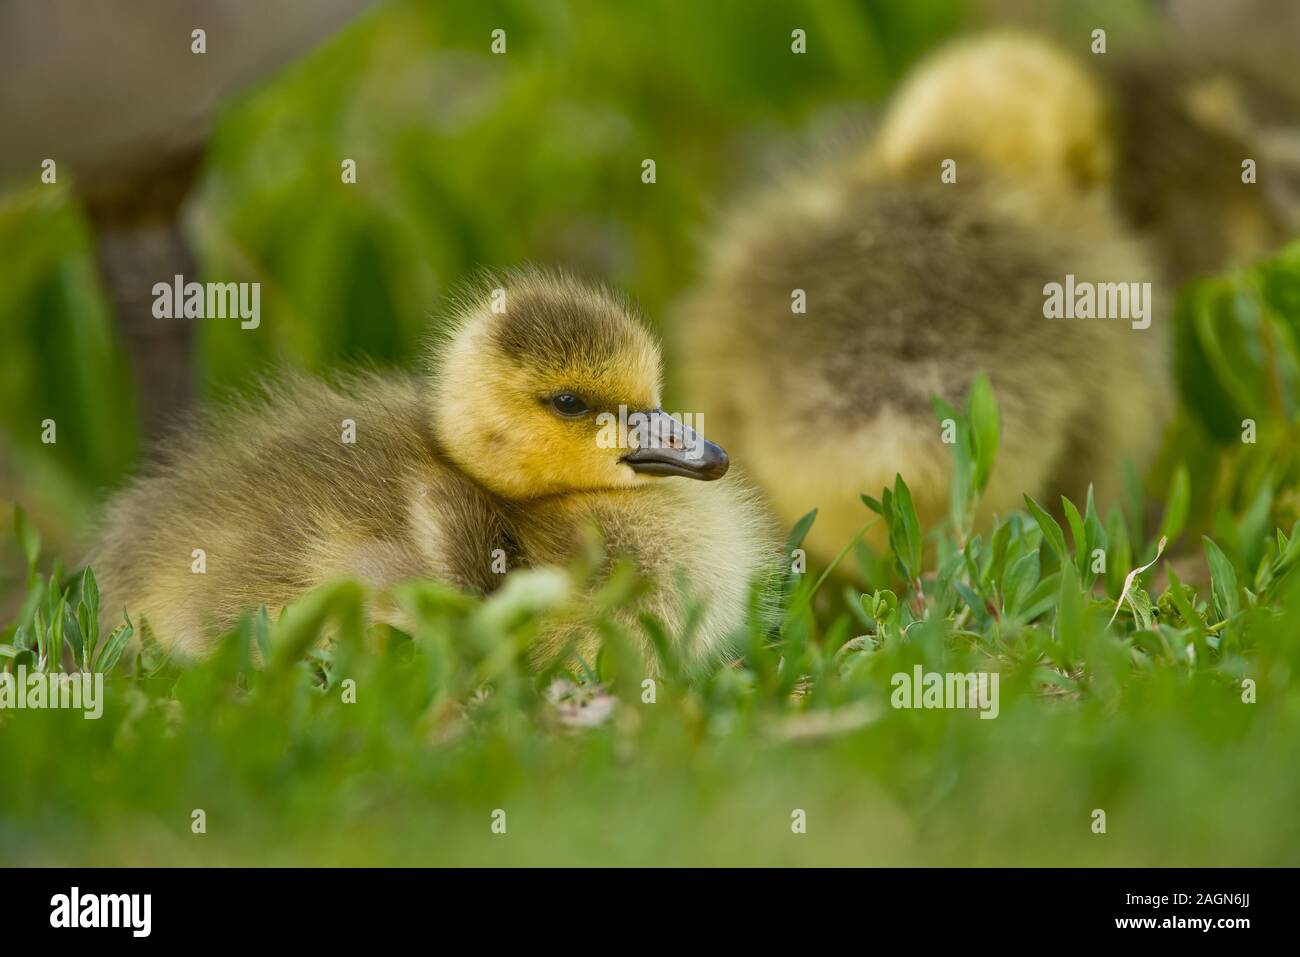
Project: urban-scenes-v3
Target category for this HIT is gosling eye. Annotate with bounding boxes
[550,392,589,417]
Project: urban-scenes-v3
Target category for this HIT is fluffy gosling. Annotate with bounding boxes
[90,269,777,670]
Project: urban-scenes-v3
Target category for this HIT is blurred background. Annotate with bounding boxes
[0,0,1293,612]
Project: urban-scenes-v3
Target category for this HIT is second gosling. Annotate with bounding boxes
[675,33,1169,567]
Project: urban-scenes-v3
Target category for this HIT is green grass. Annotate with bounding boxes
[5,354,1300,866]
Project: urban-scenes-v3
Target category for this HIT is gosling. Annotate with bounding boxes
[90,269,777,670]
[675,32,1169,566]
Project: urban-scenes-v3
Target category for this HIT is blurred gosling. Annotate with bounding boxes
[675,32,1168,565]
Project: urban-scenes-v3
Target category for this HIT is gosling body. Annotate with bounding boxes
[92,271,777,669]
[676,33,1168,564]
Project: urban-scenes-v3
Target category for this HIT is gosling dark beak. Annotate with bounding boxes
[621,409,729,481]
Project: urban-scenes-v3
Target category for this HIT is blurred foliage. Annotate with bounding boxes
[1,0,967,501]
[1165,241,1300,575]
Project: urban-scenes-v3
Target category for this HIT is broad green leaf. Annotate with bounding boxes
[1173,280,1249,441]
[33,605,48,668]
[1237,483,1273,574]
[966,373,1000,493]
[95,613,135,674]
[1062,496,1086,577]
[1054,562,1086,666]
[77,600,94,669]
[890,474,922,581]
[1024,494,1068,565]
[1203,536,1240,624]
[1127,586,1156,632]
[62,604,83,669]
[81,567,100,617]
[1002,550,1040,618]
[1157,464,1190,547]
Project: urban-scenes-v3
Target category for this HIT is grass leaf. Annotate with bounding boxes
[1024,494,1068,564]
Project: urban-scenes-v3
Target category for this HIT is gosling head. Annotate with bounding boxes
[428,269,728,500]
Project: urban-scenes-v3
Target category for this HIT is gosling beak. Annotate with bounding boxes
[621,409,729,481]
